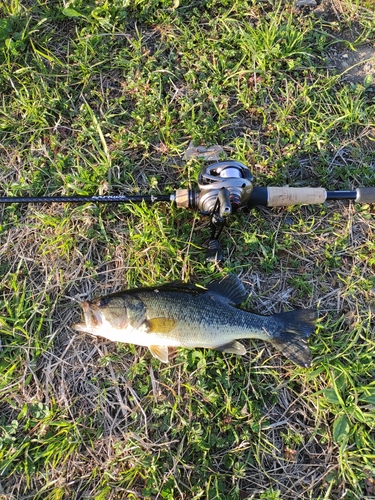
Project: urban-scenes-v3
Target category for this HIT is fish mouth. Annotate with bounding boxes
[73,301,104,333]
[83,302,104,328]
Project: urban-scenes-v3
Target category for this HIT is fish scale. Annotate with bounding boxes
[135,290,279,347]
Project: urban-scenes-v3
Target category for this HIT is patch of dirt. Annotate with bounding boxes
[314,0,375,85]
[328,43,375,84]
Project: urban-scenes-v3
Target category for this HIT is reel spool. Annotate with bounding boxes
[175,160,254,216]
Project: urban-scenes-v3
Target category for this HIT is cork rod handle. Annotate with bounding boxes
[266,187,327,207]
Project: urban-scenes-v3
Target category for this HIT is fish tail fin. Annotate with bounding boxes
[271,309,318,367]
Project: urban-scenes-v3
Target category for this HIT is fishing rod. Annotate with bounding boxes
[1,160,375,261]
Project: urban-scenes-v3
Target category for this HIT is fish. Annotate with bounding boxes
[73,274,318,367]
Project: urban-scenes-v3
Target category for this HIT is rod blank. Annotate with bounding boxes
[1,186,375,209]
[0,194,172,204]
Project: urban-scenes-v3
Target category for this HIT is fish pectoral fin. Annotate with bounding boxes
[146,317,176,333]
[215,341,247,355]
[149,345,169,363]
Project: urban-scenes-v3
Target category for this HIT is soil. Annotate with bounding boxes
[327,43,375,84]
[313,0,375,85]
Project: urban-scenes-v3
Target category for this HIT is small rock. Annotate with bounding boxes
[185,142,225,161]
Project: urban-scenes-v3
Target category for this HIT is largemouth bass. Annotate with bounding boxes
[73,275,317,367]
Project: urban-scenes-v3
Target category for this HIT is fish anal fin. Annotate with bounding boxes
[147,317,176,334]
[215,341,247,355]
[149,345,169,363]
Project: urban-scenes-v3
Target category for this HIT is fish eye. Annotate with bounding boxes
[97,297,110,307]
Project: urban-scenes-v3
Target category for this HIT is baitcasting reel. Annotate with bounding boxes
[197,160,254,215]
[174,161,254,261]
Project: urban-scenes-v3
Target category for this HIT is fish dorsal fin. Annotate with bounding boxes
[206,274,247,305]
[215,341,247,355]
[149,345,169,363]
[147,317,176,333]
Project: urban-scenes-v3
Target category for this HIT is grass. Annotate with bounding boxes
[0,0,375,498]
